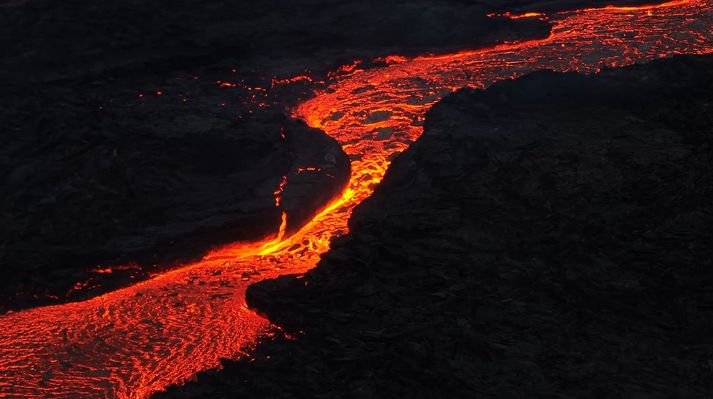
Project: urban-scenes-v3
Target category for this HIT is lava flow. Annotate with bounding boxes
[1,1,712,398]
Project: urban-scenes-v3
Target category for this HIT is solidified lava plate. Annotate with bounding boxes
[1,0,712,398]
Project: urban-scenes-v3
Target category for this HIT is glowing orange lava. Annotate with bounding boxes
[487,11,548,19]
[1,1,712,397]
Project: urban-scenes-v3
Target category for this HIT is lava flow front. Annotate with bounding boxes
[1,1,712,398]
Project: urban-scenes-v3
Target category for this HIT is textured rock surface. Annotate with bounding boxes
[0,0,657,85]
[0,0,657,311]
[157,54,713,398]
[0,108,349,310]
[0,0,546,85]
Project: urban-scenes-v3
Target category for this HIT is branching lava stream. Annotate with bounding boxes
[1,1,712,397]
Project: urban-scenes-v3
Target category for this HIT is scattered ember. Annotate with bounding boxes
[297,167,322,173]
[271,75,314,87]
[216,80,238,88]
[498,11,547,19]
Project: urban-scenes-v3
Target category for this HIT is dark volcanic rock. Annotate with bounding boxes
[157,54,713,398]
[0,106,349,311]
[0,0,662,312]
[0,0,543,85]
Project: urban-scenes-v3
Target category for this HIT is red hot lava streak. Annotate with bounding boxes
[1,1,712,397]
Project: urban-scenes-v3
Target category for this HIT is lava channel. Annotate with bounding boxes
[1,0,712,398]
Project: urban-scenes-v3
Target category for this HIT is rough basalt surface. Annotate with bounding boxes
[157,54,713,398]
[0,109,349,311]
[0,0,548,85]
[0,0,656,85]
[0,0,657,312]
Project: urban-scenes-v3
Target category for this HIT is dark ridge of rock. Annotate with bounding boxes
[0,105,349,311]
[156,53,713,398]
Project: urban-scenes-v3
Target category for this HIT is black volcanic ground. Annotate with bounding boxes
[2,0,711,398]
[1,0,657,311]
[0,0,554,311]
[158,54,713,399]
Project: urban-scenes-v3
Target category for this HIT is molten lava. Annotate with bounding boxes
[1,0,712,398]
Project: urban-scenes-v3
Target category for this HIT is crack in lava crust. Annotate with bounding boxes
[1,1,712,397]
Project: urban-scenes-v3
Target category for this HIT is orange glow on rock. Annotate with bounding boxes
[273,175,288,207]
[1,1,712,398]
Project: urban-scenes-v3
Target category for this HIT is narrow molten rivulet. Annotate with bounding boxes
[1,0,712,398]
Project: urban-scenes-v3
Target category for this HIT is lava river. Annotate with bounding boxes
[1,0,712,398]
